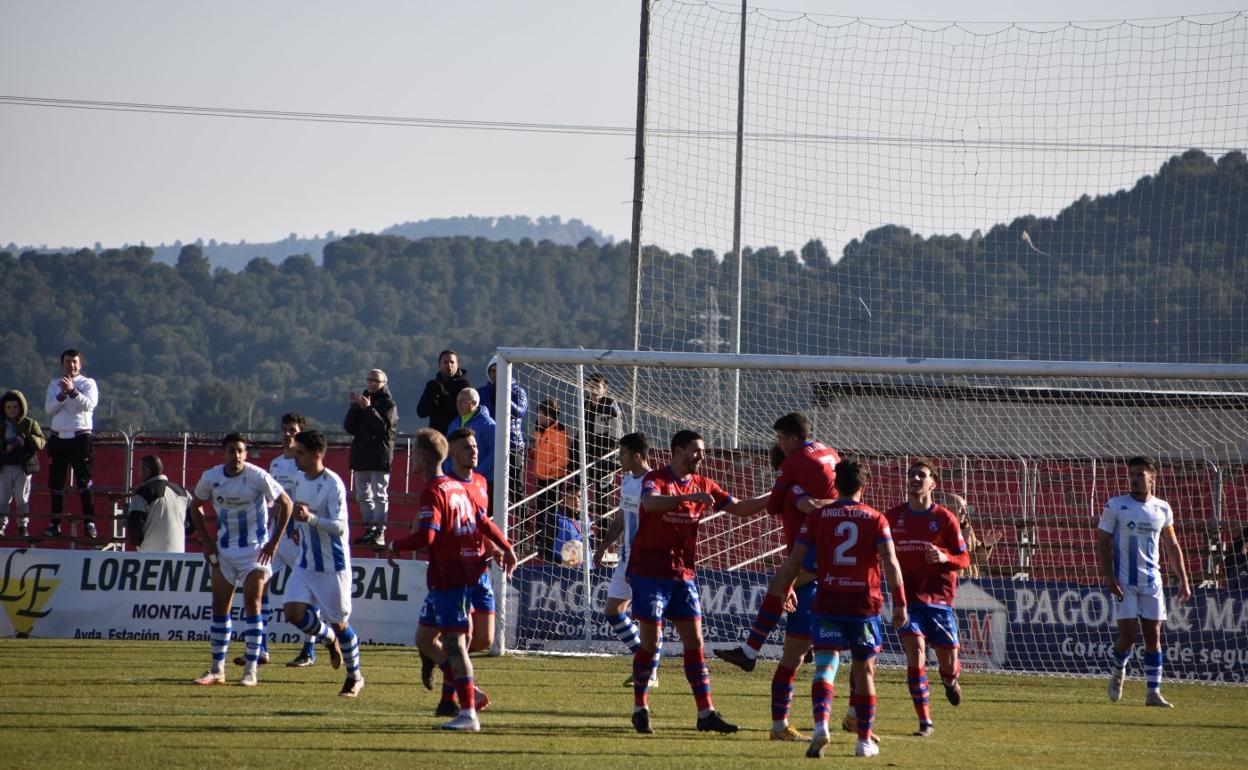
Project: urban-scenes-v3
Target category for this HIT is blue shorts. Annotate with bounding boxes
[898,604,960,648]
[811,614,883,659]
[470,571,496,615]
[419,587,471,632]
[785,581,816,639]
[629,576,702,623]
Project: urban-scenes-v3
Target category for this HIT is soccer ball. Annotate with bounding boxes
[560,539,584,568]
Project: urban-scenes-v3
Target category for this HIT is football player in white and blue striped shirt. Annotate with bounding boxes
[189,433,292,688]
[267,412,319,668]
[284,429,364,698]
[1096,456,1192,708]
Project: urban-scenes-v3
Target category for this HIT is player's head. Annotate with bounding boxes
[768,443,786,471]
[833,459,868,498]
[438,349,458,376]
[139,455,163,482]
[448,427,478,473]
[618,432,649,474]
[414,428,448,476]
[670,429,705,474]
[907,459,939,498]
[279,411,307,450]
[536,399,559,427]
[60,348,82,377]
[772,412,811,454]
[1127,455,1158,499]
[222,432,247,472]
[456,387,480,417]
[293,430,328,473]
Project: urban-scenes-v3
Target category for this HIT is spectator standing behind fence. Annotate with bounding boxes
[582,373,623,517]
[1,390,46,539]
[43,349,99,539]
[417,349,472,434]
[345,369,398,549]
[443,389,495,485]
[126,455,191,553]
[531,400,570,540]
[478,355,528,508]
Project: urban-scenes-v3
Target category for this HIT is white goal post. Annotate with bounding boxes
[488,348,1248,684]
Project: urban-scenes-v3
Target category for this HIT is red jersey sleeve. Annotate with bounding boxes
[707,478,735,510]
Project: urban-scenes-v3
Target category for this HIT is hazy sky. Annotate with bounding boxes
[0,0,1239,249]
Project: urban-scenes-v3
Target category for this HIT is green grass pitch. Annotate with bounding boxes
[1,639,1245,768]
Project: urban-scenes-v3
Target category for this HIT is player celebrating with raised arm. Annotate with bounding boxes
[1097,456,1192,708]
[627,429,771,736]
[282,430,363,696]
[885,460,970,737]
[773,460,907,759]
[189,433,292,687]
[591,432,657,688]
[715,412,839,742]
[389,429,517,732]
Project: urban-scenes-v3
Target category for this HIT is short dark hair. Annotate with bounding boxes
[295,430,327,454]
[769,444,786,471]
[833,459,868,496]
[280,412,307,430]
[618,432,648,456]
[438,349,458,362]
[60,349,81,363]
[772,412,811,440]
[1127,456,1158,473]
[448,427,476,443]
[222,432,247,449]
[909,459,939,480]
[537,399,560,419]
[140,455,163,477]
[587,372,607,386]
[671,429,703,451]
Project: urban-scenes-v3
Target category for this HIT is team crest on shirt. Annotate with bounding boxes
[929,520,939,532]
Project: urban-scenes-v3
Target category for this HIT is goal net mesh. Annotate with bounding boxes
[500,356,1248,683]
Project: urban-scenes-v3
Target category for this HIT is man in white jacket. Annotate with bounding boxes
[43,349,99,539]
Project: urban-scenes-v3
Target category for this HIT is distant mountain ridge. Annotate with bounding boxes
[4,214,611,272]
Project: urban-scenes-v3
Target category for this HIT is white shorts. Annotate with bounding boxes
[1116,584,1167,622]
[217,545,272,587]
[607,558,632,602]
[272,537,301,574]
[285,567,353,624]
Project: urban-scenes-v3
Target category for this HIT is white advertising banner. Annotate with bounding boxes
[0,547,428,645]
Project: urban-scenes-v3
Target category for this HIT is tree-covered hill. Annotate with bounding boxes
[1,150,1243,432]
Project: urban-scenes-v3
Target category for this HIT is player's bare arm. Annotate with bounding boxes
[594,511,626,567]
[1160,525,1192,602]
[640,490,713,513]
[721,492,771,518]
[797,496,833,514]
[878,539,908,629]
[188,497,217,563]
[1095,529,1123,599]
[258,491,292,565]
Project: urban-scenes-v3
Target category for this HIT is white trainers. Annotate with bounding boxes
[440,712,481,732]
[1145,690,1173,708]
[240,669,258,687]
[194,669,226,685]
[855,738,880,757]
[1108,667,1125,703]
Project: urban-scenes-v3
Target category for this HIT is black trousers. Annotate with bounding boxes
[48,433,95,523]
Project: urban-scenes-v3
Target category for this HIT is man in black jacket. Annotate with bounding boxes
[416,349,471,434]
[345,369,398,548]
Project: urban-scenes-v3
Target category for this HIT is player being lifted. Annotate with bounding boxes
[189,433,292,687]
[591,432,657,688]
[423,427,505,715]
[627,430,771,735]
[265,412,319,668]
[885,460,970,736]
[774,460,907,759]
[282,430,363,696]
[389,429,517,731]
[1096,456,1191,708]
[715,412,839,742]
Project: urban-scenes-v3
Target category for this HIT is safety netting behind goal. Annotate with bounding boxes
[497,353,1248,684]
[637,3,1248,363]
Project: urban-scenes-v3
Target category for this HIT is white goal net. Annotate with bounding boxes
[491,349,1248,685]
